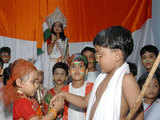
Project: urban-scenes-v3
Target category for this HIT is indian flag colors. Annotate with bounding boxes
[0,0,153,77]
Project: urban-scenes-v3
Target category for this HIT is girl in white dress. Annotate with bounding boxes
[42,21,69,89]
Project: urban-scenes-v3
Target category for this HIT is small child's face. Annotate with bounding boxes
[53,22,62,34]
[95,45,116,73]
[144,78,160,99]
[0,52,10,63]
[20,70,39,97]
[141,51,157,71]
[83,50,96,70]
[70,61,86,81]
[53,68,67,85]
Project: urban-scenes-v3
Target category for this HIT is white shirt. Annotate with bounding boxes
[143,99,160,120]
[68,82,87,120]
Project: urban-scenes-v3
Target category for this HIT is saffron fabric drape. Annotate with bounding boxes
[0,0,151,49]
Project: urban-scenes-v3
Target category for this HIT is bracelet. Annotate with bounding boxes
[48,108,57,118]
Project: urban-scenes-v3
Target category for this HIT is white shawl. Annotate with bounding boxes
[86,63,130,120]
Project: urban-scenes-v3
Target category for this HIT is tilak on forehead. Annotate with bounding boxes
[71,54,88,66]
[143,59,154,63]
[73,61,83,65]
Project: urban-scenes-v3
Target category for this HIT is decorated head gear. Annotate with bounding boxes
[71,54,88,68]
[46,7,67,29]
[2,59,37,107]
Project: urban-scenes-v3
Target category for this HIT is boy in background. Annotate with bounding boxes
[138,45,160,82]
[62,55,93,120]
[81,47,100,83]
[0,47,11,69]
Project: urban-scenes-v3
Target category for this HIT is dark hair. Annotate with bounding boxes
[0,58,4,68]
[140,45,159,57]
[93,26,133,61]
[3,64,12,85]
[51,22,66,41]
[52,62,69,75]
[138,73,160,98]
[81,47,96,55]
[0,47,11,55]
[127,62,137,76]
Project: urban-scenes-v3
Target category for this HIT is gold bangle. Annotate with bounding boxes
[48,108,57,118]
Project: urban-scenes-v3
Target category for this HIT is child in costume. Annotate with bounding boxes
[3,59,64,120]
[53,26,144,120]
[43,62,69,119]
[41,8,69,90]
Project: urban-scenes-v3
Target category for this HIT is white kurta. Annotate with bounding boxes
[86,63,129,120]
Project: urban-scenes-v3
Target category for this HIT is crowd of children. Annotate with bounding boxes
[0,24,160,120]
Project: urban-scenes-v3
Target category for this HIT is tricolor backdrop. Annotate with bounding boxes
[0,0,153,77]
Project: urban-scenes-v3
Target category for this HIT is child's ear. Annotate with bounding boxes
[16,78,22,88]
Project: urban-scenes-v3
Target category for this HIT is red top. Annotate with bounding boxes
[13,97,42,120]
[43,87,68,114]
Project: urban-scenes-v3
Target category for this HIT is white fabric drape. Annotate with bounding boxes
[86,63,130,120]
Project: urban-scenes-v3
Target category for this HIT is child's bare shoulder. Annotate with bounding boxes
[123,73,139,89]
[122,73,140,107]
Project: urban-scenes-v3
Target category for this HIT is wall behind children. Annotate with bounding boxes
[0,0,156,78]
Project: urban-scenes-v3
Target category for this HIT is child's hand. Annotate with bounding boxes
[49,94,64,112]
[51,92,66,102]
